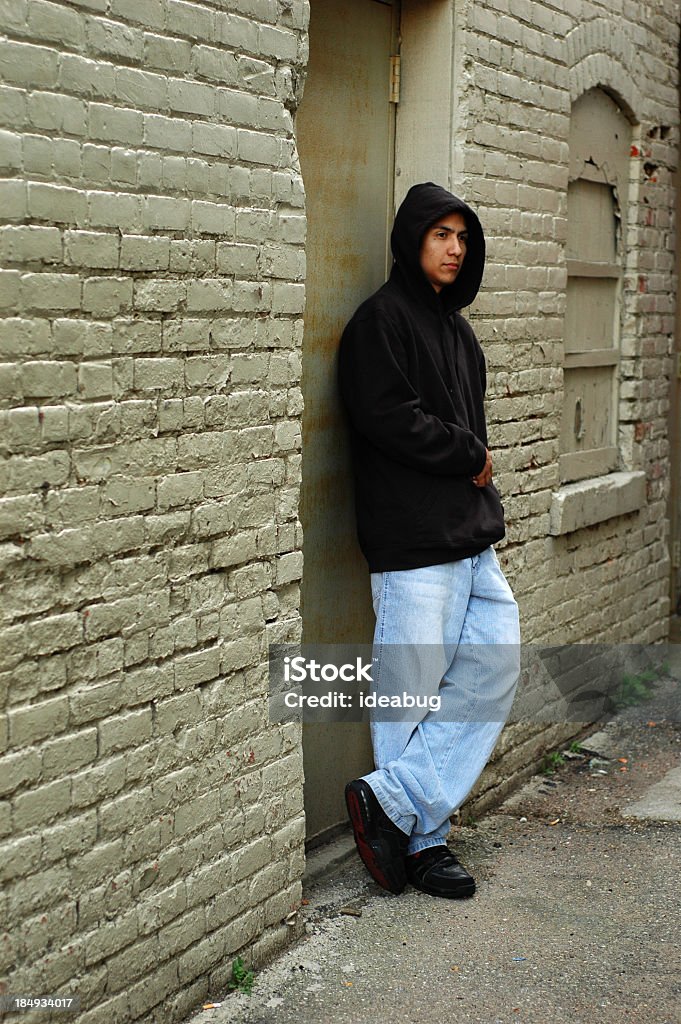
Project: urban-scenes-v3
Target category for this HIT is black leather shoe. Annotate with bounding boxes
[345,780,410,894]
[406,845,476,898]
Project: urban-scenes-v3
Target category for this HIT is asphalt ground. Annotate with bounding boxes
[187,667,681,1024]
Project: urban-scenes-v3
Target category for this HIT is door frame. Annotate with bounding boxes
[296,0,461,845]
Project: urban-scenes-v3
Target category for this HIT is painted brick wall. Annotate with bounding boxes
[0,1,309,1020]
[441,0,679,817]
[454,0,678,644]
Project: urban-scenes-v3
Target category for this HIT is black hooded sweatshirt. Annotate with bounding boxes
[338,182,505,572]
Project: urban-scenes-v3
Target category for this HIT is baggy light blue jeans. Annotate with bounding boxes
[362,547,521,855]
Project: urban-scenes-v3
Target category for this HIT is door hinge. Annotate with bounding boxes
[389,55,401,104]
[676,352,681,380]
[673,539,681,569]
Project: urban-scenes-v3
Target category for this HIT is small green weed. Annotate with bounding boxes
[227,956,255,996]
[568,741,584,754]
[540,751,565,775]
[613,669,657,709]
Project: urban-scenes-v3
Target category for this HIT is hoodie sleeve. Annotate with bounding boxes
[339,309,488,477]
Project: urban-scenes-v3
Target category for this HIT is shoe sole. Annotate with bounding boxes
[345,785,406,895]
[408,877,476,899]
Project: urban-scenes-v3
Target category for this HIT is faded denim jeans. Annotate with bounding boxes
[362,547,521,854]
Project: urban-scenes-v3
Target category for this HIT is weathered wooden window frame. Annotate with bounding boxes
[561,186,621,481]
[560,92,630,485]
[550,88,647,536]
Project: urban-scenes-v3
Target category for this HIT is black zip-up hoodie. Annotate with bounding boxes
[338,182,505,572]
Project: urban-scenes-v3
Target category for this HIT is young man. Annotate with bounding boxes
[338,182,520,898]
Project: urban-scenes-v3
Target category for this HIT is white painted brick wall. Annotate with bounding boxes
[440,0,679,818]
[0,0,309,1019]
[454,0,678,653]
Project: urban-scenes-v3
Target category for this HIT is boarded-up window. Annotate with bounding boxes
[561,90,631,484]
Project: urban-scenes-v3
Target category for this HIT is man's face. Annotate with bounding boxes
[419,212,468,293]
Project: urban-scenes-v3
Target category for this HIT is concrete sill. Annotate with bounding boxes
[549,470,646,536]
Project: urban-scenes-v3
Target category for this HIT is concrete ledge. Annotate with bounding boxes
[303,831,356,888]
[549,470,646,535]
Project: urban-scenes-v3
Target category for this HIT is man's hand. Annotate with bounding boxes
[472,449,492,487]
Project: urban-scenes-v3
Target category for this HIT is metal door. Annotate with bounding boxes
[297,0,399,843]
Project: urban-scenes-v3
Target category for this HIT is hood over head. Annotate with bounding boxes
[390,182,485,311]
